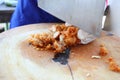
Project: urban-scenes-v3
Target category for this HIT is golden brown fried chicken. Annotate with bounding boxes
[28,24,80,53]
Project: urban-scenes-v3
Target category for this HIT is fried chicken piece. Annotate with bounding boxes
[28,24,81,53]
[108,57,120,72]
[99,44,108,56]
[28,33,54,50]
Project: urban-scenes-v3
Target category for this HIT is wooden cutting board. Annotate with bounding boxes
[0,23,120,80]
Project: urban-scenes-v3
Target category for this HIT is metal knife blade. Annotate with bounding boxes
[38,0,105,37]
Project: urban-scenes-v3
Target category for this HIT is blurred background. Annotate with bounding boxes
[0,0,120,36]
[0,0,17,32]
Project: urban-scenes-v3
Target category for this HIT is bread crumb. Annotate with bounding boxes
[91,55,101,59]
[108,57,120,72]
[99,44,108,56]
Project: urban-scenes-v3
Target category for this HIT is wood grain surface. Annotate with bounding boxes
[0,23,120,80]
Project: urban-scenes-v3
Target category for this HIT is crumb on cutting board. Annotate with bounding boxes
[99,44,109,56]
[91,55,101,59]
[108,57,120,72]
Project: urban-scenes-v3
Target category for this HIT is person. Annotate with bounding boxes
[10,0,64,29]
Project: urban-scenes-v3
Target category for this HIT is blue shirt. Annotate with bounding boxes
[10,0,64,28]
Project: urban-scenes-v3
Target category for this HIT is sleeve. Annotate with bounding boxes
[10,0,64,29]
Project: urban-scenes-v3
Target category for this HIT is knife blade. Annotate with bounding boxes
[38,0,105,37]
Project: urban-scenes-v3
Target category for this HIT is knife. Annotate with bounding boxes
[104,0,120,37]
[38,0,105,37]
